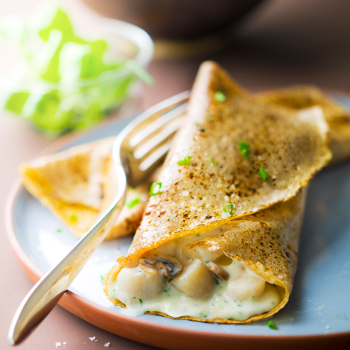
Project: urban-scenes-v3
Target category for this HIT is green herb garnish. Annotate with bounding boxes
[139,298,143,305]
[205,115,213,122]
[125,197,140,209]
[195,122,206,132]
[163,288,170,293]
[267,320,278,330]
[223,203,234,215]
[167,278,173,283]
[214,91,226,102]
[149,182,162,196]
[100,274,106,282]
[209,157,217,165]
[205,260,210,264]
[237,141,249,160]
[56,229,62,233]
[177,156,191,166]
[69,214,78,222]
[132,296,136,299]
[259,167,268,180]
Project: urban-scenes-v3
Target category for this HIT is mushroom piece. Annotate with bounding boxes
[139,262,158,274]
[206,262,229,281]
[139,255,183,278]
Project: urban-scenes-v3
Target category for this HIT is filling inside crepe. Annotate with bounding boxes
[108,226,283,321]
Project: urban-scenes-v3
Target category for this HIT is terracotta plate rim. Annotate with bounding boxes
[6,88,350,349]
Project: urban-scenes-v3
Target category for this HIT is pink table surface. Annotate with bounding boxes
[1,0,350,349]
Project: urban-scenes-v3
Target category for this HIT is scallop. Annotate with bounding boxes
[187,246,223,263]
[226,274,265,301]
[115,266,165,305]
[171,258,215,299]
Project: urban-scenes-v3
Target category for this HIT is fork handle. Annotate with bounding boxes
[8,167,127,345]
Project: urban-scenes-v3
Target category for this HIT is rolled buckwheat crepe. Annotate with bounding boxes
[104,61,331,323]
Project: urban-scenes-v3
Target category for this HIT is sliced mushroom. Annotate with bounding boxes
[139,255,183,278]
[206,262,229,281]
[139,262,158,274]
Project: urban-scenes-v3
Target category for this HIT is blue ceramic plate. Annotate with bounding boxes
[7,93,350,349]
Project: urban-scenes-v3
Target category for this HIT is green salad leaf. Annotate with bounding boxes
[1,4,153,136]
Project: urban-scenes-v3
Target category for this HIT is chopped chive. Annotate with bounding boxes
[259,167,268,180]
[195,121,206,132]
[214,277,220,285]
[69,214,78,222]
[100,274,106,282]
[167,278,173,283]
[56,229,62,233]
[284,232,290,237]
[139,298,143,305]
[214,91,226,102]
[133,296,136,299]
[237,141,249,160]
[150,182,162,196]
[223,203,234,215]
[209,157,217,165]
[203,315,207,318]
[177,156,191,165]
[163,288,170,293]
[125,197,140,209]
[205,260,210,264]
[267,320,278,330]
[205,115,213,122]
[125,148,133,156]
[228,318,234,321]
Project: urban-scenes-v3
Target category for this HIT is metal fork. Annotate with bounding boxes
[8,91,190,345]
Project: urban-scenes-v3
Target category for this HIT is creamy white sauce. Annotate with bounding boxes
[109,228,282,321]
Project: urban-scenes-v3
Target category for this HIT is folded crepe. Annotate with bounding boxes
[257,85,350,165]
[20,138,149,239]
[20,83,348,242]
[104,61,331,323]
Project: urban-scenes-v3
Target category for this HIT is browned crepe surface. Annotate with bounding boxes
[257,85,350,165]
[117,61,330,265]
[20,138,149,239]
